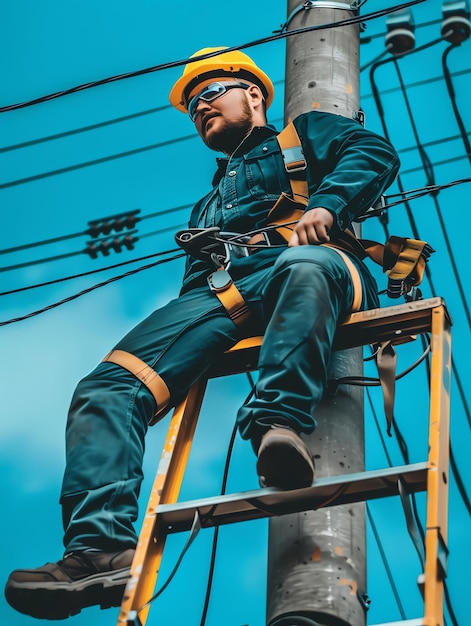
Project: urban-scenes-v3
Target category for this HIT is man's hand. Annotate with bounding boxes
[288,207,334,247]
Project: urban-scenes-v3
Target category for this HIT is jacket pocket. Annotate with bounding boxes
[243,144,289,201]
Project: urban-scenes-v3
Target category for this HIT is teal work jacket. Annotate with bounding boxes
[180,110,400,294]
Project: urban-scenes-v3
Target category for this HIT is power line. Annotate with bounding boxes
[0,105,169,154]
[0,79,285,154]
[392,56,471,331]
[0,250,185,326]
[0,0,425,113]
[0,134,198,190]
[0,246,181,296]
[2,66,470,157]
[0,224,184,273]
[442,44,471,168]
[2,175,469,275]
[0,205,191,256]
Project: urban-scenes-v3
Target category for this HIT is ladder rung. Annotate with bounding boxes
[156,462,428,535]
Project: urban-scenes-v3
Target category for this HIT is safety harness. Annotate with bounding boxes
[176,121,433,324]
[103,122,433,431]
[175,122,433,436]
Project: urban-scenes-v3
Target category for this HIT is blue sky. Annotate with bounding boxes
[1,1,470,625]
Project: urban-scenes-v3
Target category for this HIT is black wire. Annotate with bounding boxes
[0,224,185,274]
[330,338,431,390]
[0,104,170,154]
[392,57,471,331]
[199,373,256,626]
[442,44,471,168]
[451,354,471,431]
[397,130,471,156]
[0,252,185,326]
[366,504,407,620]
[0,133,198,190]
[0,0,425,113]
[450,445,471,517]
[0,205,189,258]
[360,16,443,44]
[1,172,468,273]
[0,246,182,296]
[391,421,426,544]
[1,63,468,157]
[0,228,88,255]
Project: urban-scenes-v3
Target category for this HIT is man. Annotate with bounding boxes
[5,47,400,620]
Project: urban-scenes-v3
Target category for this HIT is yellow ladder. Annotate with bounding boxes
[117,297,451,626]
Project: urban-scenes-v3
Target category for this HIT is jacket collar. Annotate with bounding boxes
[212,124,278,186]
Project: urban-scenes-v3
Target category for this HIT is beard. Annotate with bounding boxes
[204,98,254,154]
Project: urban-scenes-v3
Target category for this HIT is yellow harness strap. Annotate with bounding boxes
[207,268,251,326]
[275,123,432,298]
[102,349,170,424]
[276,122,310,204]
[323,245,363,313]
[275,123,363,313]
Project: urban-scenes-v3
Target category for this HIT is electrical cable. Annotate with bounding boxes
[360,176,471,217]
[3,172,469,278]
[442,44,471,168]
[0,79,285,155]
[328,337,431,391]
[360,17,442,44]
[0,251,185,326]
[0,205,189,257]
[0,228,89,255]
[0,133,199,190]
[366,504,407,620]
[0,104,169,154]
[368,35,449,242]
[199,372,256,626]
[2,65,469,156]
[0,116,283,190]
[0,224,185,273]
[399,151,471,175]
[368,42,471,487]
[0,1,425,114]
[0,246,182,296]
[392,56,471,331]
[450,445,471,517]
[397,130,471,156]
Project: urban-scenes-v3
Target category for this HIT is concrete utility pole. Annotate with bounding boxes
[266,3,367,626]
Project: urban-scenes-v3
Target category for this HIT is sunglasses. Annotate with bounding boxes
[187,82,250,122]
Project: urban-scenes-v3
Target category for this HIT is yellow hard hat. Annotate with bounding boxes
[169,47,274,113]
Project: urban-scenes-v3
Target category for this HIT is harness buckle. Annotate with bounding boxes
[207,269,233,293]
[281,146,307,173]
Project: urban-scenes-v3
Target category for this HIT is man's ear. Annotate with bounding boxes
[246,83,264,108]
[246,83,266,122]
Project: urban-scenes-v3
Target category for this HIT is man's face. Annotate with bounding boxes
[190,83,256,154]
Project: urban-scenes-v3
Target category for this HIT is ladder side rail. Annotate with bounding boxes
[117,378,208,626]
[422,305,451,626]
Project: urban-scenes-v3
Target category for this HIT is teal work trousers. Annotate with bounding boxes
[60,246,378,552]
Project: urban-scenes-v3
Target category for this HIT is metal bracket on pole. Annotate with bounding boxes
[274,0,357,34]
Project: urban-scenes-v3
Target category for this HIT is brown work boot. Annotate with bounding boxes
[4,548,134,620]
[256,426,315,489]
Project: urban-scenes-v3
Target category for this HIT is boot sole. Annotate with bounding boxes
[5,567,130,620]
